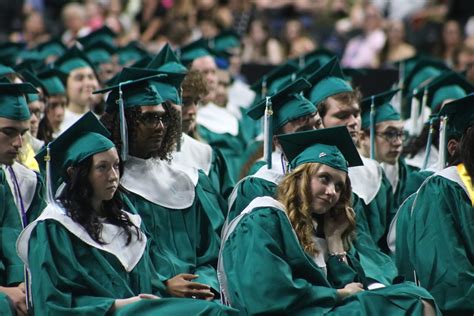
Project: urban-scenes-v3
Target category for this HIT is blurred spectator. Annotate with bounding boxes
[61,2,92,45]
[10,11,50,47]
[242,19,284,65]
[377,20,416,67]
[434,19,463,67]
[282,18,318,58]
[84,0,106,30]
[341,3,386,68]
[0,1,24,41]
[135,0,168,45]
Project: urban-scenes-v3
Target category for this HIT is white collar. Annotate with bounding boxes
[404,145,439,170]
[348,156,382,204]
[197,102,239,136]
[121,156,195,209]
[17,204,146,272]
[171,133,212,176]
[4,162,37,217]
[381,161,399,193]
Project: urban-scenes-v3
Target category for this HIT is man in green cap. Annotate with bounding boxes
[226,78,320,223]
[406,94,474,315]
[306,59,399,283]
[0,82,46,315]
[54,46,100,134]
[98,68,222,300]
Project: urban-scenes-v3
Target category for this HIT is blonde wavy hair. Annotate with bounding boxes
[277,162,356,256]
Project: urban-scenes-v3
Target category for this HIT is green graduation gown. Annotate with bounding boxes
[121,156,223,293]
[17,205,237,316]
[219,196,439,315]
[408,166,474,315]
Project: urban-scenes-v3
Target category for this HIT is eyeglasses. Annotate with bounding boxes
[376,129,406,143]
[138,112,170,128]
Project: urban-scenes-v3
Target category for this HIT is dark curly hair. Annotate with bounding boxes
[100,102,181,161]
[59,156,142,245]
[460,126,474,179]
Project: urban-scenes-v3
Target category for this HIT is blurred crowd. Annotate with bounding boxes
[2,0,474,81]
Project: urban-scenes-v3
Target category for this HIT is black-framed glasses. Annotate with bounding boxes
[138,112,170,128]
[376,129,406,143]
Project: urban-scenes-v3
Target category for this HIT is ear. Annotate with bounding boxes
[66,166,75,178]
[272,135,281,150]
[447,139,458,157]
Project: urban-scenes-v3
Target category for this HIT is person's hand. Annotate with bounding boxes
[336,282,364,300]
[165,273,214,300]
[0,283,27,316]
[113,293,160,311]
[324,207,354,239]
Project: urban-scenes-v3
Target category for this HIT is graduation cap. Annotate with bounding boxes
[84,41,117,66]
[123,67,185,105]
[439,93,474,139]
[277,126,363,172]
[178,38,214,66]
[289,47,335,68]
[305,57,353,105]
[16,69,45,103]
[246,78,313,168]
[54,46,96,73]
[410,71,473,112]
[77,25,117,47]
[37,68,67,96]
[0,64,15,78]
[250,61,299,100]
[116,41,149,66]
[93,68,166,161]
[0,82,37,121]
[35,112,114,200]
[0,42,26,66]
[208,29,241,52]
[33,38,67,60]
[146,43,188,74]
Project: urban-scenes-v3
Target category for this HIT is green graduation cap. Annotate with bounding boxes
[410,71,473,112]
[33,38,67,60]
[17,69,44,103]
[207,29,241,55]
[35,111,114,198]
[84,41,117,66]
[360,89,400,159]
[146,43,188,74]
[250,61,299,101]
[246,78,313,168]
[0,42,26,66]
[116,41,149,66]
[439,93,474,139]
[77,25,117,48]
[124,67,185,105]
[178,38,214,66]
[0,82,37,121]
[37,68,67,96]
[290,47,335,68]
[404,59,448,94]
[0,64,16,78]
[277,126,363,172]
[304,57,353,106]
[55,46,96,73]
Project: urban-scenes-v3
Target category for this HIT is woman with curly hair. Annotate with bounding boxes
[98,68,224,301]
[218,127,438,315]
[16,112,237,315]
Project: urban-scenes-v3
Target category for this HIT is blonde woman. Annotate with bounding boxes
[218,126,438,315]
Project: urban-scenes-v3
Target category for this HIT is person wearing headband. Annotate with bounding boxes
[0,82,46,316]
[218,127,438,315]
[17,112,236,315]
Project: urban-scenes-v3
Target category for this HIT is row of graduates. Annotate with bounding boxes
[0,31,471,315]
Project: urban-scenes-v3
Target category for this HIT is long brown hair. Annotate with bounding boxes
[277,163,355,256]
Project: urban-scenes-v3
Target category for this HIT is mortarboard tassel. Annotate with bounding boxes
[437,116,448,170]
[409,88,420,137]
[264,96,273,169]
[44,144,56,205]
[422,116,436,170]
[418,87,428,136]
[118,82,129,162]
[370,95,376,160]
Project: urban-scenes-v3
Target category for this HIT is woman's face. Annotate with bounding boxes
[310,164,346,215]
[88,147,120,204]
[66,66,99,107]
[46,95,67,131]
